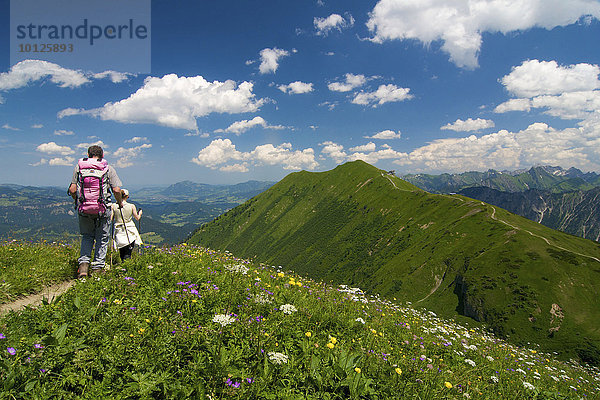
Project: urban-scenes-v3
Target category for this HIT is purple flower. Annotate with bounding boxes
[7,347,16,355]
[0,333,5,339]
[34,344,44,349]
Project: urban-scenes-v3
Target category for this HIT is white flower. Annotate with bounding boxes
[212,314,235,326]
[523,381,535,390]
[252,293,272,304]
[225,264,249,275]
[516,368,527,375]
[490,376,499,384]
[464,359,476,367]
[267,352,288,365]
[355,317,365,324]
[280,304,297,314]
[486,355,494,362]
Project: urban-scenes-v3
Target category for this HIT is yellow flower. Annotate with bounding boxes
[329,336,337,344]
[296,282,302,287]
[277,272,284,277]
[129,334,134,337]
[305,332,312,338]
[145,319,151,323]
[355,367,361,373]
[327,342,335,349]
[445,382,453,389]
[395,367,402,375]
[138,328,145,334]
[113,299,122,305]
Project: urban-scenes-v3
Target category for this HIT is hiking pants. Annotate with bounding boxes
[78,208,112,269]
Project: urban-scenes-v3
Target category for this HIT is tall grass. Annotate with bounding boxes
[0,242,598,398]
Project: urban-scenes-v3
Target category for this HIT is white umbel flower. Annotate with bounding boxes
[267,352,288,364]
[280,304,298,314]
[225,264,249,275]
[212,314,236,326]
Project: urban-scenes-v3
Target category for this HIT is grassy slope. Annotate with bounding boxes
[189,161,600,363]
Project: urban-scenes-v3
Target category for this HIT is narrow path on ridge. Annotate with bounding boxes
[0,280,75,316]
[489,206,600,263]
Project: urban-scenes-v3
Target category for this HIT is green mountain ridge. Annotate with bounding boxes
[189,160,600,364]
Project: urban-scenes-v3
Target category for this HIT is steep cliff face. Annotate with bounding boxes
[459,187,600,242]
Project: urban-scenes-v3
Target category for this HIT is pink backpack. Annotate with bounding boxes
[77,158,109,216]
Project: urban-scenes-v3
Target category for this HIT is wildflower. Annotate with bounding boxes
[0,333,5,339]
[225,264,249,275]
[267,352,288,365]
[329,336,337,344]
[138,328,145,334]
[327,342,335,349]
[523,381,535,390]
[113,299,122,305]
[145,319,151,323]
[490,376,499,384]
[34,344,43,349]
[212,314,236,326]
[486,355,494,362]
[355,317,365,324]
[355,367,361,373]
[395,367,402,375]
[445,382,453,389]
[279,304,297,315]
[305,332,312,338]
[465,359,476,367]
[277,272,284,277]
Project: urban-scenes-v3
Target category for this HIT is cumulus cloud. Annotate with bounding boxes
[48,156,75,166]
[2,123,20,131]
[31,124,43,129]
[54,129,75,136]
[320,141,347,163]
[495,60,600,120]
[112,143,152,168]
[349,142,376,152]
[352,84,413,106]
[126,136,148,143]
[367,129,402,139]
[394,122,600,173]
[0,60,133,97]
[192,139,318,171]
[36,142,74,156]
[214,116,286,135]
[259,48,290,74]
[366,0,600,69]
[278,81,314,94]
[314,13,355,35]
[320,141,406,164]
[441,118,495,132]
[328,73,367,92]
[59,74,265,130]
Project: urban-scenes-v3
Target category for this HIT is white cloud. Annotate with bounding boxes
[36,142,74,156]
[30,158,47,167]
[259,48,290,74]
[0,94,4,104]
[54,129,75,136]
[350,142,376,152]
[314,13,355,35]
[2,123,20,131]
[501,60,600,98]
[59,74,265,130]
[495,60,600,120]
[126,136,148,143]
[367,129,402,139]
[366,0,600,69]
[393,122,600,173]
[352,84,413,106]
[278,81,314,94]
[214,116,286,135]
[192,139,318,171]
[441,118,495,132]
[112,144,152,168]
[320,141,347,163]
[0,60,133,97]
[31,124,43,129]
[328,73,367,92]
[219,163,249,173]
[48,156,75,166]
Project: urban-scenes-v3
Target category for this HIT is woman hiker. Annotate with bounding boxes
[110,188,143,261]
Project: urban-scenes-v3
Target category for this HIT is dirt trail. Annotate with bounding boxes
[0,280,75,316]
[490,206,600,264]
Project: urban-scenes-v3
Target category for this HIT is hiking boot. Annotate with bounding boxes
[77,262,89,279]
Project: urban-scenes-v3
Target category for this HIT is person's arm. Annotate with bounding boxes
[132,204,142,220]
[68,183,77,200]
[113,187,124,208]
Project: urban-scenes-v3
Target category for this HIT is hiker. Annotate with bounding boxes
[110,188,143,261]
[68,145,123,278]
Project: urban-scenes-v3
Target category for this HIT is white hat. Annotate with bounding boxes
[121,188,129,197]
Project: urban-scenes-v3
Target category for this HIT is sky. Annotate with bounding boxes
[1,0,600,187]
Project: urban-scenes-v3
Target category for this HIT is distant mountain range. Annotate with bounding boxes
[189,160,600,364]
[402,166,600,194]
[0,180,273,245]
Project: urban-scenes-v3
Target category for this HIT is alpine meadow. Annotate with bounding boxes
[189,161,600,366]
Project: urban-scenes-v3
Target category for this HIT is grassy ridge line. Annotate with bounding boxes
[188,161,600,364]
[0,243,598,398]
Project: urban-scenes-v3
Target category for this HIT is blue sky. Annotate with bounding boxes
[1,0,600,187]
